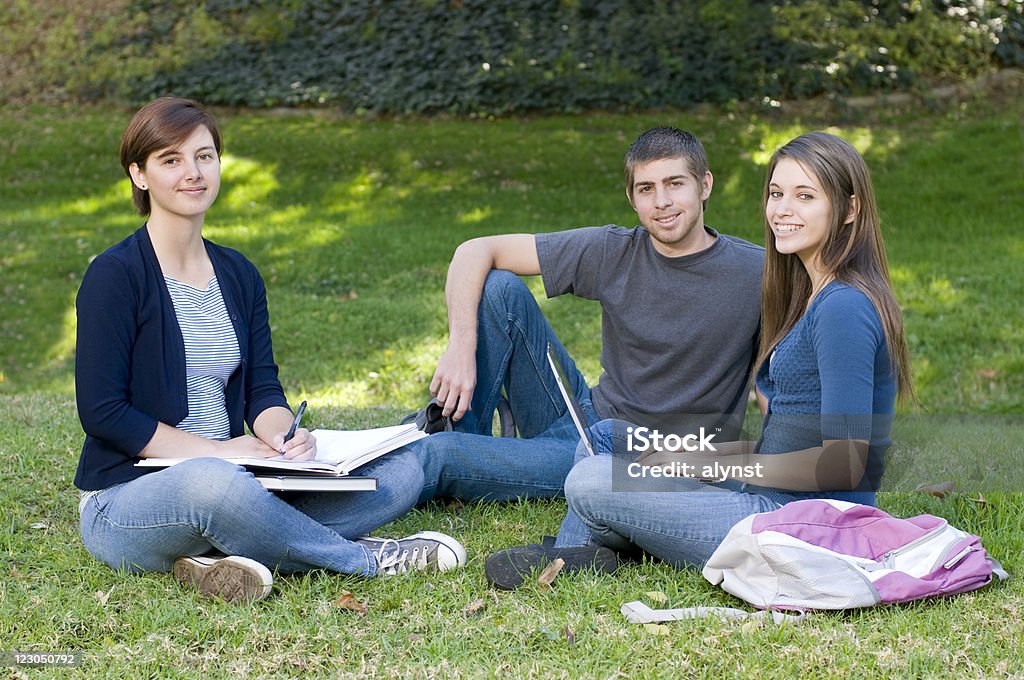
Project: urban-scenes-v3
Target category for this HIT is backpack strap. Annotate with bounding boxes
[990,557,1010,582]
[620,601,805,625]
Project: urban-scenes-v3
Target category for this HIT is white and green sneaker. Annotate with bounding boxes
[356,531,467,575]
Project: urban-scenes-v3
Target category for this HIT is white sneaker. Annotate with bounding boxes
[356,531,467,575]
[172,555,273,603]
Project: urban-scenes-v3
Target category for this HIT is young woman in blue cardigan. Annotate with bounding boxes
[75,98,465,601]
[486,132,914,588]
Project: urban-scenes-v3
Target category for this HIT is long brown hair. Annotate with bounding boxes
[756,132,914,402]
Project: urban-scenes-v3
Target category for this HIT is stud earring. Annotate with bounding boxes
[139,184,147,190]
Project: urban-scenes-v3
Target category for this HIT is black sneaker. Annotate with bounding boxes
[401,396,516,437]
[356,531,467,575]
[485,543,619,590]
[400,399,453,434]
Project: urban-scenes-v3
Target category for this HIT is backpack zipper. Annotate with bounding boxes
[880,518,949,569]
[942,545,975,569]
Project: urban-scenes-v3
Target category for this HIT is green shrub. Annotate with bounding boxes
[773,0,1007,93]
[3,0,1021,113]
[0,0,227,101]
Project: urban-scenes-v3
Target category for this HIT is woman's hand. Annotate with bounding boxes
[218,434,280,459]
[272,428,317,461]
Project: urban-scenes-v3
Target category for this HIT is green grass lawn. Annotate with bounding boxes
[1,93,1022,677]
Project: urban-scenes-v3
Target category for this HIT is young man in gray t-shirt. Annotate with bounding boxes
[406,127,764,510]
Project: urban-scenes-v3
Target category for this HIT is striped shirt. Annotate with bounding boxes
[165,274,241,441]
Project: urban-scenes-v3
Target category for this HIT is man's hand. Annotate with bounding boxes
[430,345,476,420]
[434,233,540,421]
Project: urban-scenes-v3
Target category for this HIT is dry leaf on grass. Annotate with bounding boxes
[564,624,575,647]
[463,598,486,617]
[917,481,956,499]
[335,590,367,615]
[645,591,668,604]
[741,617,764,634]
[970,493,988,506]
[95,585,115,605]
[537,557,565,588]
[643,623,670,636]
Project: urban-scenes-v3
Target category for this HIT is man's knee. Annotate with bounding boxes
[482,268,526,295]
[480,269,533,315]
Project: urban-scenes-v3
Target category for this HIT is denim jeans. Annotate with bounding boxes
[411,270,598,505]
[560,419,795,567]
[79,449,424,577]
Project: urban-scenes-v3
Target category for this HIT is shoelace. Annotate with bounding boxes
[374,540,433,574]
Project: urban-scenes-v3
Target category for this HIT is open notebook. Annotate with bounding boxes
[135,423,427,478]
[311,424,427,473]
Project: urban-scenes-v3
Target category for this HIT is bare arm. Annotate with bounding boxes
[139,407,316,461]
[139,422,277,459]
[431,234,541,419]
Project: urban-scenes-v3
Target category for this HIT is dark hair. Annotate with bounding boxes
[624,126,710,208]
[757,131,914,403]
[119,97,223,215]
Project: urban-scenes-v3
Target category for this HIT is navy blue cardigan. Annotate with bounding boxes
[74,226,289,491]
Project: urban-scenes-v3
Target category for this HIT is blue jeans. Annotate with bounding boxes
[79,449,423,577]
[411,270,598,504]
[560,419,795,567]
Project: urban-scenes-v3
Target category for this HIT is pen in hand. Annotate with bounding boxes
[280,400,307,454]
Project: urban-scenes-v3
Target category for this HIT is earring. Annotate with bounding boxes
[139,184,147,190]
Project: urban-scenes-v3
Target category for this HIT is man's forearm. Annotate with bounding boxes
[443,240,493,351]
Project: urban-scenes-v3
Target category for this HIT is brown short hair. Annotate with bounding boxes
[119,97,223,215]
[624,127,710,209]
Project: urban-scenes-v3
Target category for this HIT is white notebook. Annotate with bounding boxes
[135,423,427,477]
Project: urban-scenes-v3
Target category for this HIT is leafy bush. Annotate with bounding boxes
[3,0,1021,113]
[0,0,226,101]
[773,0,1016,93]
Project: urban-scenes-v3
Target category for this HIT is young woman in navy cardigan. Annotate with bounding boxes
[75,98,465,601]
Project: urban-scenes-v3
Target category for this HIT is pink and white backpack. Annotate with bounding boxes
[702,499,1009,610]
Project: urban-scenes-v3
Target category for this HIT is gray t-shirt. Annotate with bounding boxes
[535,225,763,432]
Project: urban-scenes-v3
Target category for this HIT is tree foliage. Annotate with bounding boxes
[2,0,1021,113]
